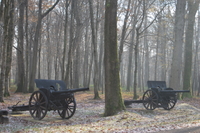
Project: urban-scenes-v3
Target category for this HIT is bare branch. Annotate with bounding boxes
[41,0,60,19]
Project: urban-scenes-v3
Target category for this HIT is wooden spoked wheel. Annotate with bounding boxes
[29,90,48,120]
[58,95,76,119]
[142,90,158,110]
[162,96,177,110]
[161,88,177,110]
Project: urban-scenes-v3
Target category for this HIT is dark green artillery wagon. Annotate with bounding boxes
[124,81,190,110]
[9,79,89,120]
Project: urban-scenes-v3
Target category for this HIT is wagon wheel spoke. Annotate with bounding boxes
[29,90,48,120]
[143,90,158,110]
[36,93,39,101]
[58,96,76,119]
[39,96,44,103]
[163,96,177,110]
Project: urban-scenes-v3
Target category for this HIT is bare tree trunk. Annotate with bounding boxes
[4,0,14,97]
[62,0,70,80]
[154,13,162,80]
[65,0,75,88]
[88,0,100,99]
[0,0,7,101]
[118,0,131,64]
[0,0,14,101]
[98,3,104,92]
[0,0,3,20]
[24,0,29,93]
[133,28,140,99]
[126,29,134,92]
[193,9,200,96]
[143,13,149,91]
[83,21,89,87]
[169,0,186,90]
[16,0,25,93]
[160,20,166,81]
[104,0,125,116]
[182,0,199,98]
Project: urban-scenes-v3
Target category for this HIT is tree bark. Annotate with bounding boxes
[169,0,186,90]
[104,0,125,116]
[88,0,100,99]
[62,0,70,80]
[16,0,25,93]
[182,0,199,98]
[4,0,14,96]
[0,0,8,102]
[24,0,29,93]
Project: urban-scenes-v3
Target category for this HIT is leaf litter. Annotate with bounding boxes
[1,92,200,132]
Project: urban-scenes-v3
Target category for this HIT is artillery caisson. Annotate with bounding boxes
[9,79,89,120]
[124,81,190,110]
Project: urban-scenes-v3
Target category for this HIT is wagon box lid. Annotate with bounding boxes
[34,79,67,91]
[147,81,167,89]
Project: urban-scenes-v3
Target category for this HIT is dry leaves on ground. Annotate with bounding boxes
[1,92,200,133]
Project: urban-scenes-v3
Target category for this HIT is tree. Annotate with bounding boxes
[0,0,14,101]
[118,0,131,64]
[29,0,60,92]
[88,0,100,99]
[62,0,70,80]
[169,0,186,90]
[104,0,125,116]
[4,0,14,97]
[15,0,26,93]
[182,0,199,98]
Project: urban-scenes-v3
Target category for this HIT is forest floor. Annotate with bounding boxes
[1,91,200,133]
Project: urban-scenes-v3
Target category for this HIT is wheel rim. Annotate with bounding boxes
[29,90,48,120]
[143,90,158,110]
[58,96,76,119]
[162,96,177,110]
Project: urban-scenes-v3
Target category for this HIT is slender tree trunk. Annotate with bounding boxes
[88,0,100,99]
[65,0,75,88]
[0,0,3,20]
[62,0,69,80]
[133,28,139,99]
[118,0,131,64]
[143,14,149,91]
[98,9,104,92]
[193,9,200,96]
[0,0,8,102]
[126,29,134,92]
[4,0,14,97]
[154,14,162,80]
[16,0,25,93]
[83,20,89,87]
[24,0,29,93]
